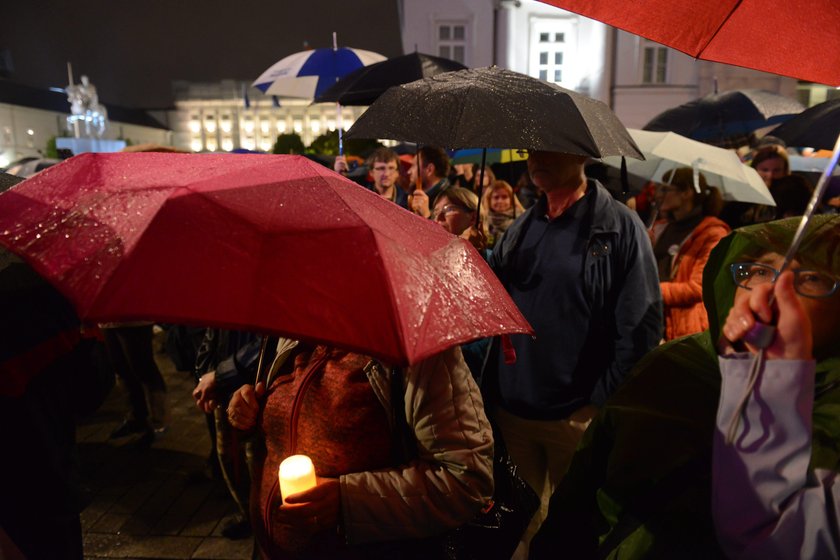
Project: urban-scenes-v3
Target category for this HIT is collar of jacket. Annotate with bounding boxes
[503,179,620,252]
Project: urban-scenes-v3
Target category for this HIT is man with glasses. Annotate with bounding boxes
[531,215,840,559]
[365,147,407,208]
[335,148,407,209]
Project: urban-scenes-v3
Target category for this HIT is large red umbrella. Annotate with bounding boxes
[0,153,532,366]
[537,1,840,86]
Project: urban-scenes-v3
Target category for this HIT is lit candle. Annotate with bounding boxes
[278,454,317,504]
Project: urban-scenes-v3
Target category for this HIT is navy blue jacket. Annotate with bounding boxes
[486,180,662,418]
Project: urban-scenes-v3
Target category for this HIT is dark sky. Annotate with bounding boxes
[0,1,403,108]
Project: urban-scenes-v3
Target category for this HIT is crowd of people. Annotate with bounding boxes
[3,125,840,560]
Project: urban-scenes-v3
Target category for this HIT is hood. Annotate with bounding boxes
[702,214,840,343]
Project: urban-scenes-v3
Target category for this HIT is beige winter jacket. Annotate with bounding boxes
[340,345,495,544]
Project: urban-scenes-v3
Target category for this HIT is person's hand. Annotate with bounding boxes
[461,225,486,252]
[721,270,812,360]
[192,371,218,414]
[333,155,349,175]
[274,477,341,532]
[227,382,265,430]
[409,189,431,218]
[827,195,840,209]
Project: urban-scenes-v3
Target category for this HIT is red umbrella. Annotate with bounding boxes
[537,1,840,86]
[0,152,532,366]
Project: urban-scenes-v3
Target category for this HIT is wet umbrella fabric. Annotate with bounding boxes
[536,0,840,86]
[315,52,467,106]
[601,129,775,205]
[0,153,532,367]
[252,47,386,99]
[346,66,643,159]
[643,90,804,147]
[770,99,840,151]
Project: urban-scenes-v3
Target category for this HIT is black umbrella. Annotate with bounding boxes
[643,89,804,148]
[346,66,642,159]
[315,52,467,106]
[770,98,840,151]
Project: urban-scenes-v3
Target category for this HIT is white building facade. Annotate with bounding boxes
[399,0,800,129]
[169,80,368,153]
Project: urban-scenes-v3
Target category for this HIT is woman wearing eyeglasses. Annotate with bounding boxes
[713,216,840,559]
[430,187,490,376]
[650,167,730,340]
[531,214,840,559]
[431,187,486,254]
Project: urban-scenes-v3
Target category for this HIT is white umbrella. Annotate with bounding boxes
[788,155,840,176]
[252,33,385,154]
[252,32,385,100]
[603,129,775,206]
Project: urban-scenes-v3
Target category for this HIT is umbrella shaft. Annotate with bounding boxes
[778,132,840,276]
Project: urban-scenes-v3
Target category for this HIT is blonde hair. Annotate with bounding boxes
[479,180,525,236]
[434,186,478,213]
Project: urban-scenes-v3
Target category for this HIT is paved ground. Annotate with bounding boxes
[77,333,253,560]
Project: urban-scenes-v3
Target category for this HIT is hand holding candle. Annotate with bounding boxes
[279,455,317,504]
[274,456,341,532]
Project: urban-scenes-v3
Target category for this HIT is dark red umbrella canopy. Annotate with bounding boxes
[0,153,532,366]
[538,0,840,86]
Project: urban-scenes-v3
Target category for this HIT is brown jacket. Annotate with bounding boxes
[253,344,494,556]
[651,216,730,340]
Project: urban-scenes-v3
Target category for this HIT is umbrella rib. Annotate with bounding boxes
[696,0,744,57]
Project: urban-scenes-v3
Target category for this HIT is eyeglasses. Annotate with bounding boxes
[432,204,469,220]
[730,262,840,299]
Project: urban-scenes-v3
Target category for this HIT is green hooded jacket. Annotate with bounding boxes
[531,215,840,559]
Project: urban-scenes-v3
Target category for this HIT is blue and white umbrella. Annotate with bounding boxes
[253,43,385,100]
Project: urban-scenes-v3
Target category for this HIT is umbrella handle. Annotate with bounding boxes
[336,103,344,156]
[474,148,488,229]
[255,335,270,386]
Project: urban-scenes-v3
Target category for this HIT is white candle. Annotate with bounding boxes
[278,454,317,504]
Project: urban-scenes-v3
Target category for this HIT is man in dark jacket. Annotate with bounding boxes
[484,150,662,556]
[407,145,451,219]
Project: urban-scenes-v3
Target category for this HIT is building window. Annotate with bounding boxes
[642,41,668,84]
[437,22,467,65]
[204,114,217,133]
[530,18,575,88]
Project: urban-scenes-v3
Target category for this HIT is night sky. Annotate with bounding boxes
[0,1,403,109]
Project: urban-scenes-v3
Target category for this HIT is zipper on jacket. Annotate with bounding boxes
[264,348,329,541]
[288,349,329,453]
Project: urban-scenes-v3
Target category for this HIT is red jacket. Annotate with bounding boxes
[651,216,730,341]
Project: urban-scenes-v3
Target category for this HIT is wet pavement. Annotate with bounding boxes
[77,334,253,560]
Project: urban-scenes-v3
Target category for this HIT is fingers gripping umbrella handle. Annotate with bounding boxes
[726,132,840,446]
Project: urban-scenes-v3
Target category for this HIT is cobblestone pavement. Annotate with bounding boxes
[77,334,253,560]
